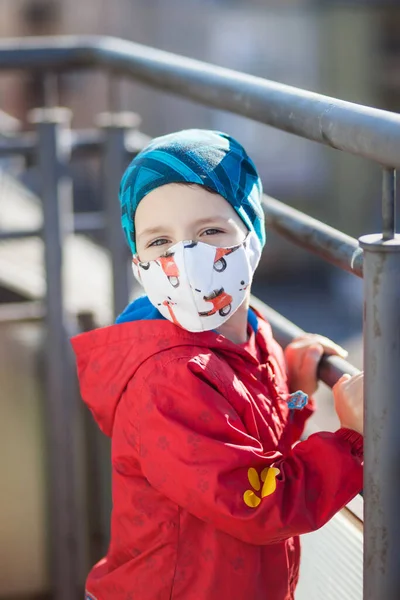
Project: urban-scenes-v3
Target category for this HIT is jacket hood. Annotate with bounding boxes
[71,296,264,437]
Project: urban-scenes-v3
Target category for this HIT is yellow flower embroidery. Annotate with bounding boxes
[243,466,280,508]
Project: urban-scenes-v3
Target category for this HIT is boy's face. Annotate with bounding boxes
[135,183,248,262]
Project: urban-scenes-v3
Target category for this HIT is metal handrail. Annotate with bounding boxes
[0,35,400,168]
[250,297,360,387]
[0,127,149,158]
[263,196,364,277]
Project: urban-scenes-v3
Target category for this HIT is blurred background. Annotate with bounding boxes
[0,0,398,598]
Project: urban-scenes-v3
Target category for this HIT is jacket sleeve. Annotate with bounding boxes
[122,355,363,546]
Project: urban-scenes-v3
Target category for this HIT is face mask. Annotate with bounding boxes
[132,232,262,332]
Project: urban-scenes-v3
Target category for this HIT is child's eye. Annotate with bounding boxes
[148,238,169,248]
[201,228,224,236]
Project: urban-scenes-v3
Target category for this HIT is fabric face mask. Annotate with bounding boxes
[132,232,262,332]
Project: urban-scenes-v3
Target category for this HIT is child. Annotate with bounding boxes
[72,130,364,600]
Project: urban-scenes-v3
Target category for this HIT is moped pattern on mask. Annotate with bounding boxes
[132,233,261,332]
[134,245,238,321]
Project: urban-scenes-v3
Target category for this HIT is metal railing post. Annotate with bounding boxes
[98,112,141,317]
[360,168,400,600]
[29,107,81,600]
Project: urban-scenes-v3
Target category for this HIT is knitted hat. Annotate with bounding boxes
[119,129,265,254]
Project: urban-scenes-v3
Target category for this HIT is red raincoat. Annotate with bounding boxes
[71,308,363,600]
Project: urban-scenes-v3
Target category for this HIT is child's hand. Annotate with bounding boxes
[284,334,348,397]
[333,372,364,435]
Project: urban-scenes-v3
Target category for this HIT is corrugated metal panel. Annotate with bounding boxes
[296,510,363,600]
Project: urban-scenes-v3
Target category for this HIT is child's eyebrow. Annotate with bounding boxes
[193,217,225,227]
[138,218,226,239]
[137,226,169,238]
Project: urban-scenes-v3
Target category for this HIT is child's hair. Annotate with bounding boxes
[119,129,265,254]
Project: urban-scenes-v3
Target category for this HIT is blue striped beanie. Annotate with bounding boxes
[119,129,265,254]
